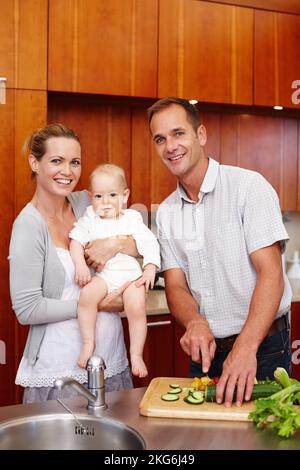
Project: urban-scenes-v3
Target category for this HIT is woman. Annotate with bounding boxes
[9,123,138,403]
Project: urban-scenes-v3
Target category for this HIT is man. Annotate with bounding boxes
[148,97,292,407]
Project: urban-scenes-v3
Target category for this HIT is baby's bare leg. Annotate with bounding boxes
[123,284,148,378]
[77,276,108,368]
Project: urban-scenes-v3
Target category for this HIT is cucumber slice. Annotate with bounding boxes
[168,387,182,394]
[184,395,204,405]
[161,393,180,402]
[191,391,204,401]
[169,383,180,389]
[182,387,196,393]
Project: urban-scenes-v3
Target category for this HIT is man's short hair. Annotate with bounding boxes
[147,97,201,132]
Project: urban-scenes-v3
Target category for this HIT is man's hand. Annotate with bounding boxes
[97,281,131,312]
[216,342,257,407]
[75,263,91,287]
[84,238,119,272]
[135,264,157,293]
[180,319,216,373]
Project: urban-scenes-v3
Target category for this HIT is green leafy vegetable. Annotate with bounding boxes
[274,367,293,388]
[249,368,300,438]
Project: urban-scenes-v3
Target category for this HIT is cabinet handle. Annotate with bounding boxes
[147,320,171,327]
[0,77,7,105]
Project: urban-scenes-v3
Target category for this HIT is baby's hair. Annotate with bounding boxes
[90,163,128,189]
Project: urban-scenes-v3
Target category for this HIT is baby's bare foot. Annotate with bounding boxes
[131,354,148,378]
[77,342,95,369]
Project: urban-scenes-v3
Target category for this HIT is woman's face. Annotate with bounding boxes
[29,137,82,197]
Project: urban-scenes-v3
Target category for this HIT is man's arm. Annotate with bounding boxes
[216,242,284,407]
[164,268,216,373]
[84,236,139,272]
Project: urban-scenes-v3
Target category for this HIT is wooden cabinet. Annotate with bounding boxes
[48,0,158,97]
[158,0,253,105]
[174,323,190,378]
[0,0,47,90]
[219,113,299,211]
[122,314,175,388]
[254,10,300,109]
[291,303,300,381]
[0,89,47,406]
[0,89,16,406]
[205,0,300,15]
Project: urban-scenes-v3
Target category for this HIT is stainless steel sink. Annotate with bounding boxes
[0,413,146,450]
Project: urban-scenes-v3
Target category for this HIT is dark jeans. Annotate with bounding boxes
[189,327,292,380]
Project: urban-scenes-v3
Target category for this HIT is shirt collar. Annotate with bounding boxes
[176,157,219,204]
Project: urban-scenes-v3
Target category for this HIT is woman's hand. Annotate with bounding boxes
[84,236,139,272]
[97,281,131,312]
[84,238,119,272]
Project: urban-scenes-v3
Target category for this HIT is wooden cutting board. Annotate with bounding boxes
[139,377,256,421]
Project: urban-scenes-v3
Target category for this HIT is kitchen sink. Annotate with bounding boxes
[0,413,146,450]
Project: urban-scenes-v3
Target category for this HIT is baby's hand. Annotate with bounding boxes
[75,263,92,287]
[135,263,157,293]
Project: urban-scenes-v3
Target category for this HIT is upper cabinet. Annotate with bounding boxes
[48,0,158,97]
[0,0,47,90]
[254,10,300,109]
[158,0,253,105]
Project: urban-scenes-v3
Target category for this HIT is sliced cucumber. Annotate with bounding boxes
[169,383,180,389]
[168,387,182,394]
[191,390,204,401]
[182,387,196,393]
[184,395,204,405]
[161,393,180,402]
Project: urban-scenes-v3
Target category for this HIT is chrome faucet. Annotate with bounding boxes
[55,355,107,410]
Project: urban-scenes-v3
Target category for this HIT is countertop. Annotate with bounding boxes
[119,288,170,318]
[143,288,300,318]
[0,387,299,450]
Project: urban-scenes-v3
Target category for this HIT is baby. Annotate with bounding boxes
[69,163,160,377]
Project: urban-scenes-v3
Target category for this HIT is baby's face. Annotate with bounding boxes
[90,172,129,218]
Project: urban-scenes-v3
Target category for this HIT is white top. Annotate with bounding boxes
[69,207,161,269]
[157,158,292,338]
[15,248,128,387]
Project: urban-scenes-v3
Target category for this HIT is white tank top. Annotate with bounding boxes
[16,248,128,387]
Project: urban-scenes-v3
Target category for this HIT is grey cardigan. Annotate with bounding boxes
[9,191,90,365]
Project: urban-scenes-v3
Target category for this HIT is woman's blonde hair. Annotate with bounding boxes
[24,123,81,161]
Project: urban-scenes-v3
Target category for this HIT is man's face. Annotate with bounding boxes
[150,104,206,179]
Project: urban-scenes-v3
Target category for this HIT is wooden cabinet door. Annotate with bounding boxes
[0,89,16,406]
[254,10,300,109]
[0,0,47,90]
[48,0,158,97]
[219,113,298,211]
[0,90,46,405]
[158,0,253,105]
[122,314,174,388]
[174,323,190,378]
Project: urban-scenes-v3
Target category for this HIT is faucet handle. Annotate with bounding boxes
[86,355,106,392]
[86,355,106,371]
